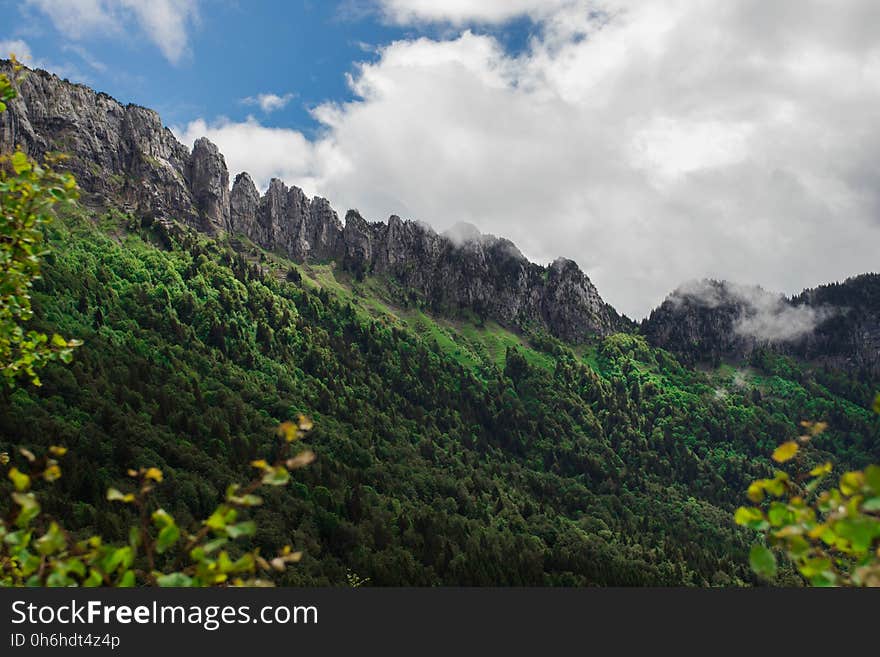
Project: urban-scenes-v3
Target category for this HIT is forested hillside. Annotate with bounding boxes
[1,206,876,586]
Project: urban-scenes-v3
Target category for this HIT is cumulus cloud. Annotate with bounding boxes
[241,93,295,114]
[25,0,198,64]
[173,116,329,194]
[175,0,880,317]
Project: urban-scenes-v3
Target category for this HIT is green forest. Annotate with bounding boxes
[2,205,877,586]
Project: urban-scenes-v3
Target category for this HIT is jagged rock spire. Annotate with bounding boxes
[188,137,230,234]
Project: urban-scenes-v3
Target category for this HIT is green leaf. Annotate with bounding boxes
[261,466,290,487]
[864,465,880,495]
[11,151,31,175]
[156,572,194,587]
[66,559,86,578]
[8,467,30,492]
[129,526,142,548]
[106,488,134,503]
[767,502,792,528]
[799,557,832,579]
[12,492,40,528]
[873,393,880,415]
[46,571,69,587]
[118,570,136,587]
[202,537,228,554]
[735,506,759,525]
[151,508,174,528]
[749,544,777,580]
[840,471,864,496]
[103,546,134,574]
[35,522,66,556]
[226,521,256,539]
[205,505,236,531]
[746,481,764,503]
[833,517,880,553]
[764,476,786,497]
[155,524,180,554]
[83,569,103,587]
[808,572,838,587]
[785,535,810,557]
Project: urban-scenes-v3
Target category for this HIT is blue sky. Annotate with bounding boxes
[0,1,534,135]
[1,1,878,318]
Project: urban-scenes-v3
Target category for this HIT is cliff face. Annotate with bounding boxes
[789,275,880,375]
[0,61,623,341]
[0,65,197,226]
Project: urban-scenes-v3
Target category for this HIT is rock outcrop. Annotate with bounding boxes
[187,137,230,233]
[642,276,880,375]
[230,172,260,234]
[0,64,197,224]
[0,60,624,340]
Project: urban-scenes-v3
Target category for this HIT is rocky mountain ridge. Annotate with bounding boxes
[0,61,624,341]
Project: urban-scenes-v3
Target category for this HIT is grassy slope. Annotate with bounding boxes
[232,235,557,377]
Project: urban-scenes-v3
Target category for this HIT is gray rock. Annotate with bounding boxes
[187,137,230,233]
[230,172,259,234]
[343,210,375,266]
[0,62,197,224]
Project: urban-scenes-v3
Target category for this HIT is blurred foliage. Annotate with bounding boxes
[1,55,311,587]
[0,56,81,386]
[736,420,880,586]
[0,417,314,586]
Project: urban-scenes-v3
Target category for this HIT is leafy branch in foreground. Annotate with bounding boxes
[0,416,316,586]
[0,52,317,588]
[735,419,880,587]
[1,55,81,386]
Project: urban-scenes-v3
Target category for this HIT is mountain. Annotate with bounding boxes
[642,276,880,378]
[0,62,878,587]
[0,60,624,342]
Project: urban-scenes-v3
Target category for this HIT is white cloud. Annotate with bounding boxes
[177,0,880,318]
[25,0,198,65]
[0,38,87,82]
[0,39,34,63]
[173,116,329,194]
[377,0,577,25]
[241,93,295,114]
[25,0,118,39]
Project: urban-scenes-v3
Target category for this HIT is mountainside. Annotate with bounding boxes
[0,61,624,341]
[0,62,878,587]
[643,277,880,379]
[2,205,876,586]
